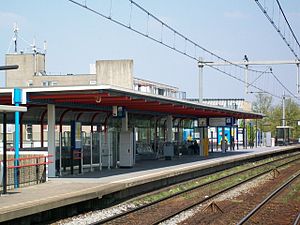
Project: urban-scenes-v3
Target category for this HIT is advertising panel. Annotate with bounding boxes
[71,121,82,149]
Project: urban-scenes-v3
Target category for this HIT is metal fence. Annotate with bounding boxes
[0,154,52,194]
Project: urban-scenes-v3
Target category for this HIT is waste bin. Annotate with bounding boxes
[163,142,174,160]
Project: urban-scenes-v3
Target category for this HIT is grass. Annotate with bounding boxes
[131,153,300,206]
[280,179,300,204]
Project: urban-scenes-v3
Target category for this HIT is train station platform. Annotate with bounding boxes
[0,145,299,224]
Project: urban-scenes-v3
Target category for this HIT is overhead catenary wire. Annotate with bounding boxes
[247,67,271,88]
[66,0,272,77]
[67,0,292,100]
[208,64,281,99]
[129,0,270,74]
[254,0,300,60]
[275,0,300,52]
[270,69,300,100]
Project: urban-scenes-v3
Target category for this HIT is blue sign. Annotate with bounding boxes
[225,117,235,126]
[71,121,82,149]
[183,129,193,141]
[218,127,231,144]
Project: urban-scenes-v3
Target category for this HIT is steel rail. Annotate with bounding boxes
[237,171,300,225]
[90,153,300,225]
[151,157,300,225]
[293,211,300,225]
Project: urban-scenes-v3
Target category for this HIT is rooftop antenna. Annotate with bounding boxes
[13,22,19,53]
[31,38,37,54]
[43,40,47,54]
[31,38,38,75]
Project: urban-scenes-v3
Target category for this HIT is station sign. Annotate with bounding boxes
[112,106,126,118]
[226,117,236,126]
[209,117,235,127]
[198,118,208,127]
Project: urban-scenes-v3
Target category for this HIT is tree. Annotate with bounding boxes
[283,98,300,139]
[252,93,273,133]
[252,93,273,114]
[252,93,300,140]
[268,98,300,139]
[268,104,281,136]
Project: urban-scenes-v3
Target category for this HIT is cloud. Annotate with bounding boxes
[223,11,248,19]
[0,12,26,28]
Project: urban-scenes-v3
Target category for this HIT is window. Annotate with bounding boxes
[26,125,33,140]
[42,81,58,86]
[158,88,165,96]
[6,124,15,133]
[43,125,59,131]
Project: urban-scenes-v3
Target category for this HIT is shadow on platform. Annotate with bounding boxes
[61,149,253,179]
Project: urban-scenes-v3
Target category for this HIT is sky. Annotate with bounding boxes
[1,0,300,104]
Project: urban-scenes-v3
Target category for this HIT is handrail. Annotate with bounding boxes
[0,154,53,163]
[8,161,54,169]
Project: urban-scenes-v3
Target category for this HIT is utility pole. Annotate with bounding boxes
[282,91,286,127]
[244,55,249,94]
[198,58,214,103]
[0,64,20,194]
[198,58,204,103]
[245,65,249,94]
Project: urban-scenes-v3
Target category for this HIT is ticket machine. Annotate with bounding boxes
[119,131,134,167]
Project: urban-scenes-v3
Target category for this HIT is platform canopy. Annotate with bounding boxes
[0,105,27,113]
[0,85,263,124]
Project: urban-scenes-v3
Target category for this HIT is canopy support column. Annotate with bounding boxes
[47,104,56,177]
[221,127,225,153]
[166,115,173,142]
[13,88,22,188]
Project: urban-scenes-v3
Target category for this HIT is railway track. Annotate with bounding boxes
[237,170,300,225]
[294,212,300,225]
[90,152,300,225]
